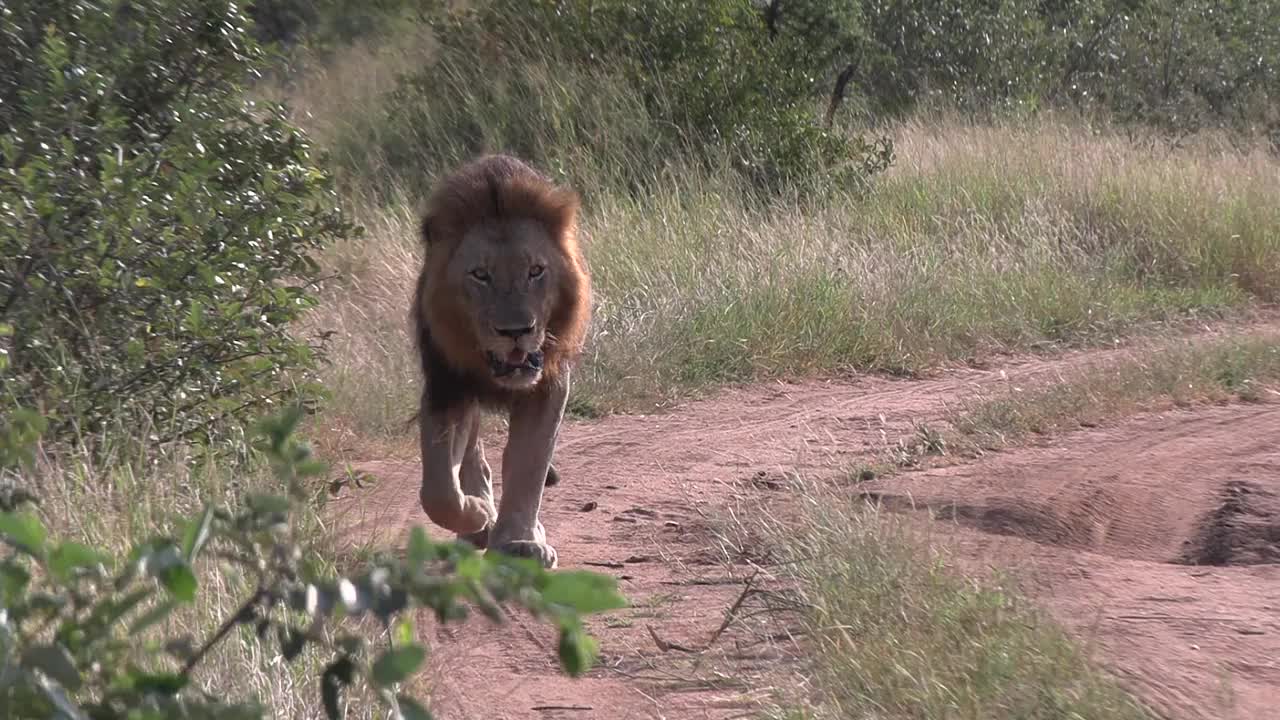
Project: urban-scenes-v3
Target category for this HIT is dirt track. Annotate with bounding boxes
[328,330,1280,720]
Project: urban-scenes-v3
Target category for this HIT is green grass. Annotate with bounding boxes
[759,491,1155,720]
[575,119,1277,413]
[260,27,1280,431]
[300,114,1280,430]
[950,332,1280,449]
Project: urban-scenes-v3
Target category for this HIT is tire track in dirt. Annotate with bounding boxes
[326,322,1280,719]
[874,403,1280,719]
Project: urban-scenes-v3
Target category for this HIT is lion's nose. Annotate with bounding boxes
[495,323,535,339]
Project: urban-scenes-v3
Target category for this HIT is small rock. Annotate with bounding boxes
[580,501,598,512]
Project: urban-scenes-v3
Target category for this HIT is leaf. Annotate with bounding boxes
[49,542,106,584]
[295,458,328,479]
[557,625,598,678]
[181,505,215,563]
[246,493,291,515]
[128,670,187,695]
[277,625,306,662]
[22,644,82,691]
[163,636,196,661]
[0,511,47,558]
[27,592,67,616]
[0,560,31,603]
[407,526,433,566]
[321,656,356,720]
[159,563,198,603]
[453,553,485,581]
[100,588,150,626]
[256,405,305,453]
[539,570,627,614]
[394,617,414,647]
[370,644,426,687]
[395,695,433,720]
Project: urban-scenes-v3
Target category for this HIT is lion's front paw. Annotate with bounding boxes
[489,540,558,569]
[458,525,491,550]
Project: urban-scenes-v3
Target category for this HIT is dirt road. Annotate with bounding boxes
[328,328,1280,719]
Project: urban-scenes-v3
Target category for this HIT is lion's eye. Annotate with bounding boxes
[469,268,491,284]
[529,264,546,279]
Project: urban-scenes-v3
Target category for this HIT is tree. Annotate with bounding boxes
[1,0,356,446]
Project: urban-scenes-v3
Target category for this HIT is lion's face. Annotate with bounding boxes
[447,218,563,390]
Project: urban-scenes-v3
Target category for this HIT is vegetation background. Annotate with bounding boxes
[1,0,1276,717]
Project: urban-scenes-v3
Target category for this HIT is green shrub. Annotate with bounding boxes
[354,0,894,198]
[0,0,356,446]
[248,0,421,49]
[779,0,1279,136]
[1086,0,1280,136]
[0,406,624,718]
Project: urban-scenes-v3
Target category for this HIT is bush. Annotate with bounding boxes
[769,0,1278,136]
[247,0,421,50]
[0,406,623,718]
[353,0,894,198]
[1084,0,1280,136]
[0,0,356,446]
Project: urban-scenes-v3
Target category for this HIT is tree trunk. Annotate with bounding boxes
[825,62,858,127]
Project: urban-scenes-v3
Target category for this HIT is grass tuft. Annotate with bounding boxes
[951,333,1280,448]
[761,488,1155,719]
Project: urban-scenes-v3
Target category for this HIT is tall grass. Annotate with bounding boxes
[262,27,1279,429]
[757,489,1155,719]
[295,74,1280,428]
[950,331,1280,448]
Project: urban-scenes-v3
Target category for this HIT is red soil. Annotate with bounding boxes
[328,328,1280,719]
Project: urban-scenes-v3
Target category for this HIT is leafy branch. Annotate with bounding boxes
[0,406,625,719]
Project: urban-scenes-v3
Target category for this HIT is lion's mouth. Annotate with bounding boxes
[488,349,544,379]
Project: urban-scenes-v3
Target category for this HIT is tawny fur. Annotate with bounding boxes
[409,155,590,498]
[412,155,590,395]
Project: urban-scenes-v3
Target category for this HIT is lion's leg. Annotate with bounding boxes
[490,371,570,569]
[457,412,496,549]
[419,400,496,536]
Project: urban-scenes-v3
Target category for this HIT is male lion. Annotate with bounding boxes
[410,154,590,569]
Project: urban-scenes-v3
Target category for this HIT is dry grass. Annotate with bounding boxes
[298,113,1280,433]
[949,329,1280,448]
[755,482,1155,720]
[263,23,1279,432]
[258,26,438,154]
[305,198,424,443]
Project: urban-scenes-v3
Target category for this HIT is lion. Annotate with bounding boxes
[410,154,590,569]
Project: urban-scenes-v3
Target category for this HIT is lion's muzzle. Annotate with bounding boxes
[487,349,545,383]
